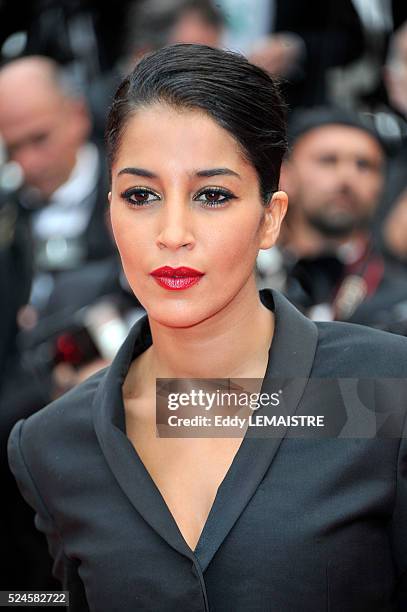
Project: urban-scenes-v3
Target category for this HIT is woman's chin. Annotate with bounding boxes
[146,302,216,330]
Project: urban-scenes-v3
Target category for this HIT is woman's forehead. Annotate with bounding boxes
[113,103,253,176]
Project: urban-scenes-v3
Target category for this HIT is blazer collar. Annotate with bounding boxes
[92,289,318,569]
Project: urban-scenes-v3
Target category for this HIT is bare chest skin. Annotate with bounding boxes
[124,393,246,552]
[122,308,273,551]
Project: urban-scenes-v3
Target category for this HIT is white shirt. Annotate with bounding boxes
[31,142,99,241]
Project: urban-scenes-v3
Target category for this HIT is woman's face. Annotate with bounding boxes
[109,103,287,328]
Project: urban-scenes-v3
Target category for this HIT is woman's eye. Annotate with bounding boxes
[194,189,235,208]
[121,188,160,207]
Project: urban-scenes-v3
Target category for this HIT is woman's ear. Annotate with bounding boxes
[259,190,288,250]
[108,191,112,204]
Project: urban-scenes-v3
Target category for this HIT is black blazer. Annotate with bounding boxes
[7,289,407,611]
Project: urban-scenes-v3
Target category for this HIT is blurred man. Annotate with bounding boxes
[282,109,384,260]
[0,56,115,290]
[263,107,407,331]
[88,0,225,141]
[128,0,224,54]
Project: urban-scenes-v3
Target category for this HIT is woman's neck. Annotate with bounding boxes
[129,281,275,398]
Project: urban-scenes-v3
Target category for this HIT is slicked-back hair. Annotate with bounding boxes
[105,43,288,204]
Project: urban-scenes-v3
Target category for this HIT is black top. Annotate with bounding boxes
[7,289,407,611]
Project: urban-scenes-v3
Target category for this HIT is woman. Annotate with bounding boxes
[8,44,407,611]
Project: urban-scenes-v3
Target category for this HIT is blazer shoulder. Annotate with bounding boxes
[313,320,407,377]
[21,365,106,434]
[8,366,107,479]
[7,366,109,527]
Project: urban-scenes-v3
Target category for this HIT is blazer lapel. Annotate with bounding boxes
[92,314,195,560]
[92,289,319,569]
[194,290,319,571]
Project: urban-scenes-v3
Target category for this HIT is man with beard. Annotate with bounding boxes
[262,107,407,332]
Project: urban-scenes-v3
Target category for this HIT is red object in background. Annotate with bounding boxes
[55,333,84,365]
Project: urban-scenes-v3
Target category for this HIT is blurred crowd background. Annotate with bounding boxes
[1,0,407,593]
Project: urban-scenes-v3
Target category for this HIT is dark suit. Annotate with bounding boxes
[284,247,407,333]
[273,0,363,108]
[80,147,115,264]
[7,289,407,611]
[21,144,115,274]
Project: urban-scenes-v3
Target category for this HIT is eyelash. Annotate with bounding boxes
[120,188,160,207]
[120,186,236,209]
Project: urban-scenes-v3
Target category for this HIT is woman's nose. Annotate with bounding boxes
[155,200,195,250]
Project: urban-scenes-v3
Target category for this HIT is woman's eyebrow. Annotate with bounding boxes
[117,167,241,179]
[195,168,241,179]
[117,167,157,178]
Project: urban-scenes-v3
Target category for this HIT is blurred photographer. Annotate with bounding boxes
[258,107,407,333]
[0,55,115,302]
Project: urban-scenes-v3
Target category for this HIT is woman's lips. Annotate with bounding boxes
[150,266,204,291]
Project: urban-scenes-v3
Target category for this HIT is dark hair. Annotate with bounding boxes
[105,43,288,204]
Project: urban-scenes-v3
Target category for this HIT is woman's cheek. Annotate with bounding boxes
[110,219,142,288]
[111,210,145,264]
[216,215,260,267]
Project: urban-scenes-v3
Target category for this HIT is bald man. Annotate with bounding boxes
[0,57,90,199]
[0,56,115,276]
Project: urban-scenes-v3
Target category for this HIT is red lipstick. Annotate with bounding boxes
[150,266,204,291]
